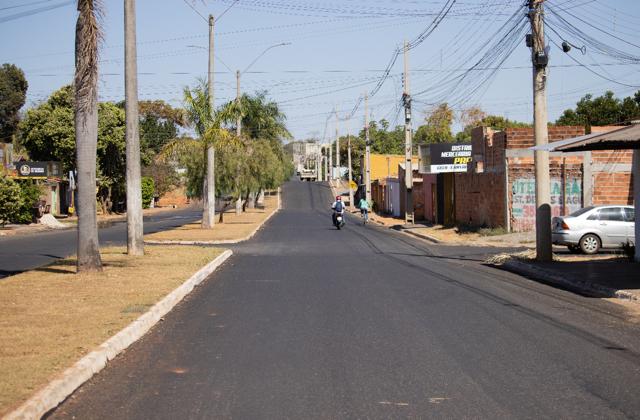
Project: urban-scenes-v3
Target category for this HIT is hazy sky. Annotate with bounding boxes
[1,0,639,140]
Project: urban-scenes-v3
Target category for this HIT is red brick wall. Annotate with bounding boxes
[594,172,633,205]
[455,172,505,228]
[504,126,585,149]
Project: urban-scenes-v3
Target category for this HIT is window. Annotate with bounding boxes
[571,206,594,217]
[624,208,635,222]
[598,207,624,222]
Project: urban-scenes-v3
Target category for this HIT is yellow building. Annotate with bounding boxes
[364,154,421,181]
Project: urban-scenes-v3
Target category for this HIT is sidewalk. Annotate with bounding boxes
[489,252,640,304]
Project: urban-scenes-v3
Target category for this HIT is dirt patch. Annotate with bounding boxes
[145,195,277,242]
[0,245,224,415]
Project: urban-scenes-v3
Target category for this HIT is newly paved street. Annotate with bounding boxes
[50,180,640,419]
[0,208,202,277]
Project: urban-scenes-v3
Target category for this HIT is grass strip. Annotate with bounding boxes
[0,245,223,415]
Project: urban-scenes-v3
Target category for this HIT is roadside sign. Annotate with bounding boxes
[349,180,357,191]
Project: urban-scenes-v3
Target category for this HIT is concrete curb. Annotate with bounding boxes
[5,250,234,420]
[401,229,441,244]
[145,188,281,246]
[496,259,640,305]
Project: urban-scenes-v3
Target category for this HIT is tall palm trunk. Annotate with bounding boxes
[125,0,143,255]
[74,0,102,272]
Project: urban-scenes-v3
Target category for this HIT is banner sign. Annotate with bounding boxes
[419,143,473,173]
[13,161,61,178]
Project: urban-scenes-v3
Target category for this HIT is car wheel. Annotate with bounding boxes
[579,234,601,255]
[567,245,581,254]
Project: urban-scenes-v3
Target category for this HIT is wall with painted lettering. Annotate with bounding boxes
[511,178,582,232]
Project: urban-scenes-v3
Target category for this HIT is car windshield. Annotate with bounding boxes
[569,206,595,217]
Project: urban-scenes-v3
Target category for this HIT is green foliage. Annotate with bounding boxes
[0,63,28,142]
[236,91,292,142]
[142,160,180,200]
[0,174,23,225]
[414,103,455,144]
[556,90,640,129]
[455,114,531,141]
[141,177,155,209]
[0,175,41,225]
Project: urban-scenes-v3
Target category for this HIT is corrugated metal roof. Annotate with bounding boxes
[556,124,640,151]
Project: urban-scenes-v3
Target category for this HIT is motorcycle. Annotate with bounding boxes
[333,211,346,230]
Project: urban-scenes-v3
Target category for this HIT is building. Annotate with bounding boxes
[450,125,631,232]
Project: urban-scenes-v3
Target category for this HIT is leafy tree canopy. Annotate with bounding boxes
[0,63,28,142]
[556,90,640,129]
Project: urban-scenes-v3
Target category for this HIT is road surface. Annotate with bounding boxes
[50,180,640,419]
[0,208,202,277]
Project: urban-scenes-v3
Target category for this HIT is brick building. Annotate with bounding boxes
[451,125,633,232]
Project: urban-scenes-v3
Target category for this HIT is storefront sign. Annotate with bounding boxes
[419,143,473,173]
[13,161,61,178]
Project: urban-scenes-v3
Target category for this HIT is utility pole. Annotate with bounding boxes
[335,108,340,178]
[529,0,552,261]
[329,140,333,182]
[236,69,241,137]
[202,14,216,228]
[347,130,354,209]
[125,0,143,255]
[364,92,371,203]
[402,40,414,224]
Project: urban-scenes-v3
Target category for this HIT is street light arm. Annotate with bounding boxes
[241,42,291,75]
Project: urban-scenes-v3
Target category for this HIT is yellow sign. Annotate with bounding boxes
[349,180,357,191]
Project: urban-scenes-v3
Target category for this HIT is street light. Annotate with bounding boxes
[236,42,291,136]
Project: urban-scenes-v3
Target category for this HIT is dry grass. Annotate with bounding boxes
[145,195,278,242]
[0,245,223,415]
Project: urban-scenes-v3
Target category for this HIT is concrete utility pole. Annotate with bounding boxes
[236,69,241,137]
[402,40,414,224]
[324,147,329,181]
[329,140,333,181]
[365,92,371,203]
[335,108,340,178]
[634,149,640,262]
[203,14,216,228]
[125,0,143,255]
[529,0,552,261]
[347,131,354,208]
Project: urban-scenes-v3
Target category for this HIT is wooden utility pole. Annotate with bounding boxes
[348,132,354,208]
[529,0,552,261]
[202,14,216,228]
[125,0,143,255]
[402,40,414,224]
[364,92,371,203]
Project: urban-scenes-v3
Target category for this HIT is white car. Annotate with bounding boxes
[552,205,635,254]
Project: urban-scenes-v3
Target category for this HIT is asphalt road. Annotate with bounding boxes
[50,180,640,419]
[0,208,203,277]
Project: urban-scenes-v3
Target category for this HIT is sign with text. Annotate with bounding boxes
[419,143,473,173]
[13,161,61,178]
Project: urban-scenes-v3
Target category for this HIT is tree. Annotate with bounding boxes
[0,64,28,143]
[455,113,531,141]
[19,86,127,214]
[141,176,154,208]
[556,90,640,129]
[0,174,23,226]
[414,103,454,144]
[74,0,102,272]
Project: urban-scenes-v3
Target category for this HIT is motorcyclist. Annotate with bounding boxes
[331,195,345,226]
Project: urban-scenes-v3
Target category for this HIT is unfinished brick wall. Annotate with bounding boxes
[592,150,634,205]
[504,126,585,149]
[455,172,505,228]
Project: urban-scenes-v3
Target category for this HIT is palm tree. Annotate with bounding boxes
[163,80,236,227]
[74,0,102,272]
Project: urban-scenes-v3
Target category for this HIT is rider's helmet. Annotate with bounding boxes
[336,196,341,200]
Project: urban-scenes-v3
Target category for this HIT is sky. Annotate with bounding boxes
[1,0,639,142]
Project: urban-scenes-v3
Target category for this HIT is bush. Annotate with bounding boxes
[0,176,41,225]
[0,175,23,226]
[141,177,155,209]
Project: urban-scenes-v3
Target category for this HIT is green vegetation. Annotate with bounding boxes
[556,90,640,130]
[0,175,41,226]
[0,64,28,143]
[141,177,155,209]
